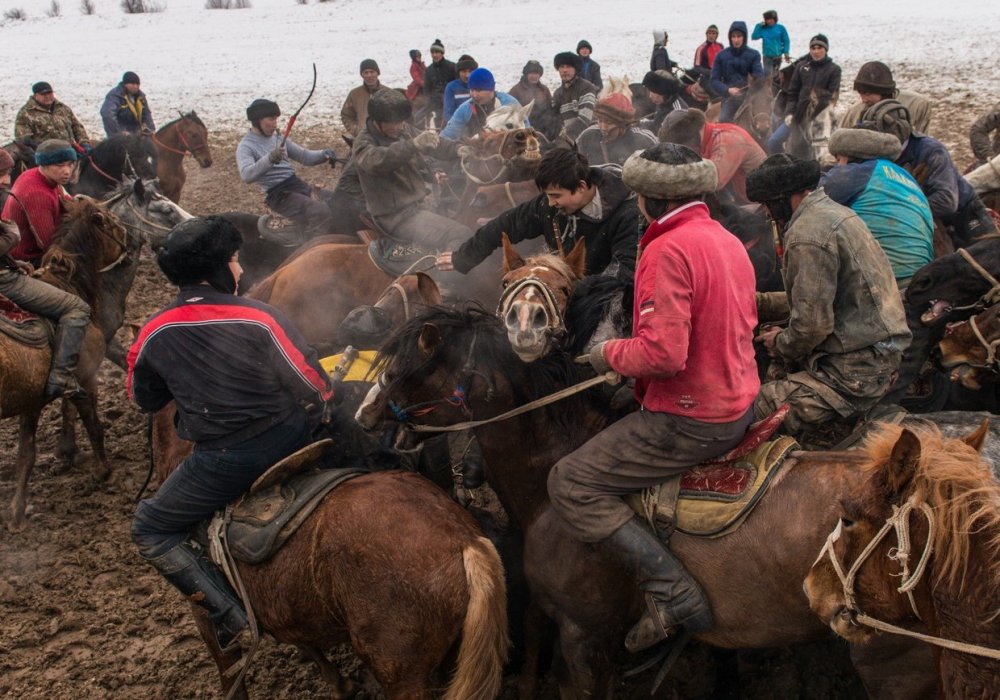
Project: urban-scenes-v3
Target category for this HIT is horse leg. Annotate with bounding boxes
[189,604,249,700]
[70,384,113,483]
[55,398,78,475]
[297,645,358,699]
[553,618,616,700]
[8,410,41,532]
[517,599,550,699]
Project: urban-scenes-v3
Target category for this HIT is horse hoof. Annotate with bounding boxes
[94,465,116,484]
[5,512,26,534]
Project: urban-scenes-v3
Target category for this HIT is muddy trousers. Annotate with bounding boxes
[131,413,313,645]
[264,175,334,236]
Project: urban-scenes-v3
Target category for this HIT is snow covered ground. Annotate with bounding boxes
[0,0,993,141]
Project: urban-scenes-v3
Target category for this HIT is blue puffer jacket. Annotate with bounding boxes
[710,21,764,96]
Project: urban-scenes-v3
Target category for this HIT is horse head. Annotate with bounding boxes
[906,239,1000,327]
[744,74,775,142]
[937,304,1000,390]
[41,198,129,301]
[498,235,586,362]
[483,101,533,132]
[103,177,192,249]
[599,76,633,101]
[176,111,213,168]
[461,128,541,184]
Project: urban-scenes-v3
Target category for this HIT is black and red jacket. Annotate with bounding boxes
[127,286,332,448]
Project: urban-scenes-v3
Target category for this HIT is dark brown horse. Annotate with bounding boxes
[0,199,130,531]
[151,111,213,203]
[359,307,947,697]
[732,74,775,148]
[805,421,1000,698]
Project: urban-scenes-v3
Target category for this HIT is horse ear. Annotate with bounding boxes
[414,272,442,307]
[178,110,185,120]
[501,233,525,274]
[565,239,587,278]
[961,419,991,453]
[883,428,921,499]
[418,323,442,356]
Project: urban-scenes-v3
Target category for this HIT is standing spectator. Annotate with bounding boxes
[101,71,155,137]
[639,71,688,134]
[710,21,764,123]
[577,40,603,92]
[509,60,554,137]
[423,39,457,128]
[443,55,477,124]
[15,82,91,148]
[693,25,723,71]
[405,50,425,103]
[341,59,389,138]
[969,101,1000,166]
[766,34,840,155]
[552,52,599,140]
[752,10,790,76]
[577,93,657,167]
[838,62,932,135]
[650,30,676,72]
[441,68,521,140]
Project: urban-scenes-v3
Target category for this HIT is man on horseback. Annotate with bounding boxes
[576,93,657,167]
[440,68,522,139]
[710,21,765,123]
[766,35,841,155]
[749,154,910,441]
[839,61,932,135]
[236,98,337,236]
[14,82,91,151]
[0,140,91,399]
[548,143,759,652]
[969,101,1000,166]
[552,51,599,139]
[752,10,790,77]
[422,39,457,128]
[128,216,332,652]
[435,146,640,281]
[640,70,688,135]
[100,71,155,137]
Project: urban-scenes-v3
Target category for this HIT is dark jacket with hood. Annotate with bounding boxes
[895,133,975,221]
[424,58,457,115]
[784,55,841,117]
[710,22,764,97]
[451,166,639,281]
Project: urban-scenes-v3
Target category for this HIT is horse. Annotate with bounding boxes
[804,420,1000,698]
[0,199,132,531]
[785,88,838,162]
[1,136,36,184]
[937,301,1000,390]
[732,75,775,148]
[358,306,951,697]
[70,133,158,198]
[151,111,213,203]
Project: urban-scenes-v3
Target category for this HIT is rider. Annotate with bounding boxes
[0,140,91,399]
[442,55,478,124]
[548,143,759,653]
[710,21,765,123]
[766,35,841,155]
[839,61,932,135]
[639,71,688,134]
[128,216,332,651]
[15,82,92,150]
[100,71,155,137]
[441,68,522,140]
[649,30,677,72]
[659,108,766,206]
[969,100,1000,166]
[423,39,457,128]
[749,154,910,441]
[751,10,791,77]
[576,93,657,167]
[236,98,337,236]
[552,51,599,139]
[508,60,553,126]
[340,59,390,138]
[435,146,640,282]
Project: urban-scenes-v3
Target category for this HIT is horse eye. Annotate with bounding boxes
[839,516,855,528]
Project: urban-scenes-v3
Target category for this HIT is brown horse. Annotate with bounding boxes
[456,180,540,229]
[0,199,131,531]
[151,111,213,203]
[805,421,1000,698]
[359,307,948,697]
[732,74,775,147]
[937,302,1000,390]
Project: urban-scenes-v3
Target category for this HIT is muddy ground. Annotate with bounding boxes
[0,94,992,699]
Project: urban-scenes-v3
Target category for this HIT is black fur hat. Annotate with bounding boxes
[658,108,706,149]
[642,70,682,98]
[246,98,280,125]
[157,217,243,293]
[368,89,412,123]
[338,305,394,349]
[746,154,821,203]
[554,51,583,73]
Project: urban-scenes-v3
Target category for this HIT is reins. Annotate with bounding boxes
[948,247,1000,313]
[151,118,208,157]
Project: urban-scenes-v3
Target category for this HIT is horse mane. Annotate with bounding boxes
[564,275,633,355]
[40,199,116,305]
[158,111,205,132]
[92,133,158,179]
[861,422,1000,593]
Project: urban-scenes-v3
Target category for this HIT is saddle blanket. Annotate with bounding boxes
[320,349,378,384]
[0,294,51,346]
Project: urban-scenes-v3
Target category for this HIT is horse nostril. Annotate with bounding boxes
[531,308,548,330]
[505,308,519,330]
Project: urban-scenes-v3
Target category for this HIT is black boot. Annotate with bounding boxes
[145,542,249,649]
[44,317,88,399]
[460,437,486,489]
[605,517,714,653]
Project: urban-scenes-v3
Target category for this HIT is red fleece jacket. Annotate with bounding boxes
[604,201,759,422]
[701,122,766,205]
[1,166,70,262]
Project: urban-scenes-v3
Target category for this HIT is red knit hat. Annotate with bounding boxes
[594,93,635,126]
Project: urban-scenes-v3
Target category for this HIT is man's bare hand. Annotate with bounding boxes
[435,251,454,271]
[434,171,448,184]
[15,260,34,276]
[728,86,744,97]
[755,326,782,358]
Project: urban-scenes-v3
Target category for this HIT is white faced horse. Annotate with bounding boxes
[483,100,534,131]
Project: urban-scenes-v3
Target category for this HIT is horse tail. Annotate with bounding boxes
[443,536,508,700]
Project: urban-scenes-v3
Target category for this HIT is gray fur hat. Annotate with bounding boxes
[828,128,902,161]
[658,108,706,150]
[623,143,718,199]
[746,154,821,202]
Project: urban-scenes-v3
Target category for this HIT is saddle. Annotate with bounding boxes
[367,239,436,277]
[0,293,52,346]
[625,406,799,540]
[319,349,378,384]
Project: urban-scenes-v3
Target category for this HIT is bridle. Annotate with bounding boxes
[102,184,178,239]
[947,312,1000,376]
[947,247,1000,314]
[497,273,570,343]
[460,128,537,185]
[151,118,208,157]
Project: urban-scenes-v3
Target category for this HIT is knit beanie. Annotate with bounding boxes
[746,154,821,203]
[430,38,445,53]
[456,55,479,74]
[468,67,496,91]
[763,10,778,21]
[0,148,15,172]
[577,39,593,53]
[409,49,420,60]
[35,139,79,166]
[359,59,380,75]
[32,81,53,95]
[809,34,829,50]
[594,93,635,126]
[707,24,719,33]
[246,98,280,124]
[853,61,896,95]
[122,71,140,85]
[623,143,717,199]
[522,60,544,77]
[554,51,583,73]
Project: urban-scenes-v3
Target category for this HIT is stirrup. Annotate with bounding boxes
[44,379,87,400]
[625,594,677,653]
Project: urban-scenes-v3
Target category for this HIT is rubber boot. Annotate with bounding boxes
[460,436,486,489]
[605,517,714,653]
[44,317,88,399]
[145,542,249,649]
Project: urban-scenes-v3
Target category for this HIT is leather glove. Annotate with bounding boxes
[784,114,793,126]
[412,130,440,152]
[268,144,287,164]
[321,148,337,162]
[580,340,613,375]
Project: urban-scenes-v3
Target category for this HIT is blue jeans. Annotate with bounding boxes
[719,96,744,123]
[768,121,791,154]
[131,411,314,558]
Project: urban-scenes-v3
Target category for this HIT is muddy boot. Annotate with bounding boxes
[44,317,88,399]
[145,542,248,649]
[460,436,485,489]
[605,517,713,653]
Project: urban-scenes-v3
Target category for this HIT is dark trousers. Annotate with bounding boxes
[264,175,334,234]
[131,412,313,559]
[946,195,999,249]
[548,407,753,543]
[719,95,744,123]
[0,268,90,324]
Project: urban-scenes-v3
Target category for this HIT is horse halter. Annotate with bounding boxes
[814,493,935,622]
[152,118,208,157]
[497,274,568,342]
[948,247,1000,314]
[951,313,1000,375]
[460,129,537,185]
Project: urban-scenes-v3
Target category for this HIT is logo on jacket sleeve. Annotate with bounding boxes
[639,298,655,316]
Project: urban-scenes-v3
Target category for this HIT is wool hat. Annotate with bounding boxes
[706,24,719,33]
[338,305,394,348]
[653,29,668,45]
[577,39,593,53]
[157,216,243,294]
[746,154,821,203]
[360,59,380,74]
[368,88,412,123]
[409,49,421,60]
[828,128,903,161]
[763,10,778,21]
[642,70,682,98]
[809,34,829,50]
[456,55,479,74]
[246,98,280,124]
[0,148,15,172]
[595,93,635,126]
[467,67,495,91]
[35,139,78,166]
[854,61,895,95]
[861,99,913,144]
[554,51,583,73]
[430,38,445,53]
[522,60,544,77]
[623,143,718,199]
[122,71,140,85]
[658,108,706,150]
[32,81,53,95]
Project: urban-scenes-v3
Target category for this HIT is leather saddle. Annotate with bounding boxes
[0,293,52,346]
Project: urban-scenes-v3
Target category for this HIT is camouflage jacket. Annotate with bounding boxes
[14,97,90,145]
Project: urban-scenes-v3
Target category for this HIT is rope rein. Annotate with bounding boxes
[949,247,1000,313]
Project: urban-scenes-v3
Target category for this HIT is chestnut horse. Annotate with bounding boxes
[805,421,1000,698]
[359,307,954,697]
[151,111,213,203]
[937,301,1000,390]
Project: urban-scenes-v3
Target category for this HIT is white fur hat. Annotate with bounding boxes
[622,144,718,199]
[828,128,903,161]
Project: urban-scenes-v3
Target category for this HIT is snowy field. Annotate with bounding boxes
[0,0,994,140]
